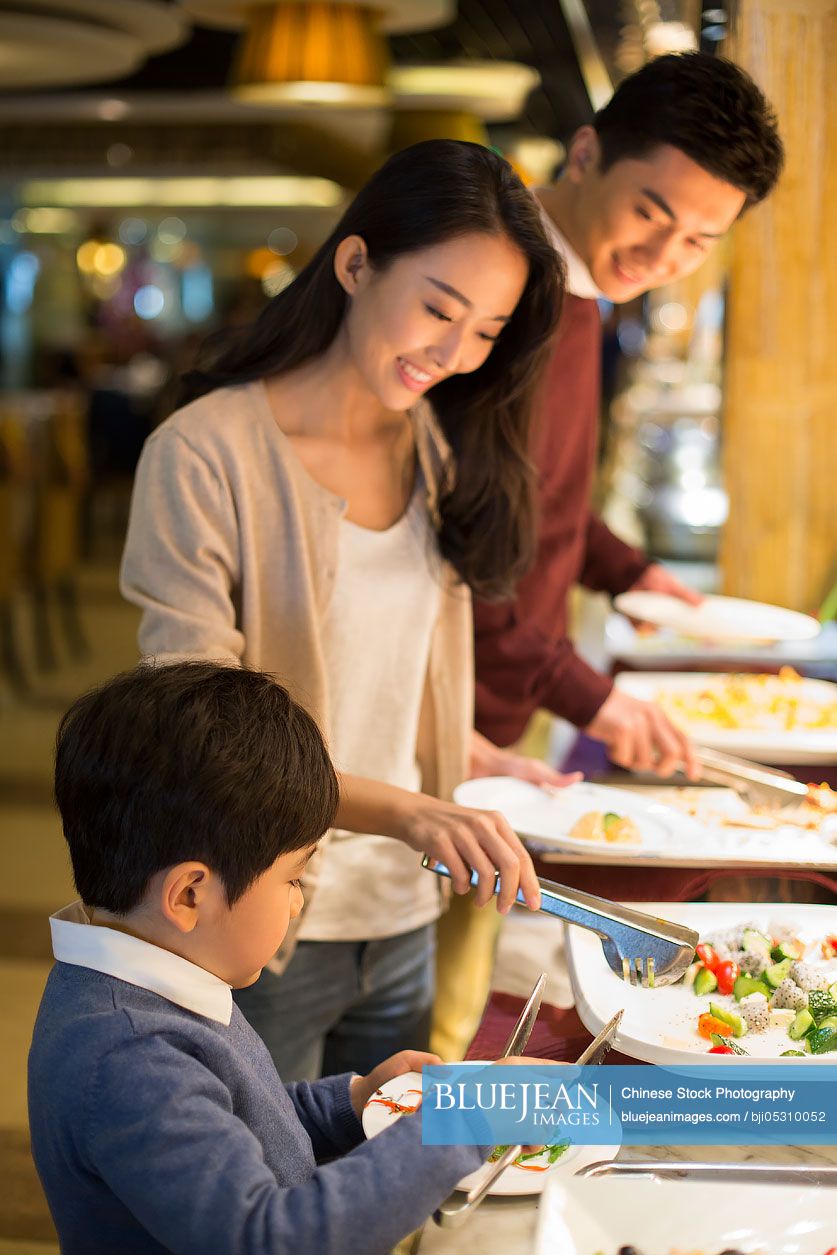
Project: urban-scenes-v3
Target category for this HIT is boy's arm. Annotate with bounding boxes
[285,1074,365,1159]
[86,1034,485,1255]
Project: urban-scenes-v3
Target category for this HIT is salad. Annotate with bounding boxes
[488,1142,569,1172]
[682,920,837,1055]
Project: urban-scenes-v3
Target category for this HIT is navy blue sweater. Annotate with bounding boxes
[29,962,486,1254]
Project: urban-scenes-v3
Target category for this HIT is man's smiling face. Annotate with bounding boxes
[566,132,747,302]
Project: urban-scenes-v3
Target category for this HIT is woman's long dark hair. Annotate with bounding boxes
[184,140,564,600]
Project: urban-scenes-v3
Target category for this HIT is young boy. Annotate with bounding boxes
[28,662,491,1254]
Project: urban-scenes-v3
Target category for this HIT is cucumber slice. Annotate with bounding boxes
[788,1008,815,1040]
[808,1026,837,1055]
[694,967,719,996]
[743,928,772,955]
[733,974,771,1002]
[771,941,802,962]
[780,1049,806,1057]
[829,981,837,1001]
[709,1001,748,1038]
[817,1015,837,1031]
[807,991,837,1023]
[709,1032,748,1055]
[764,959,792,989]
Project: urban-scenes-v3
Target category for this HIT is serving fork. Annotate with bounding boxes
[422,857,697,988]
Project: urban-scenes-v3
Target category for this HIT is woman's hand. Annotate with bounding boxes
[393,791,541,913]
[336,774,542,912]
[469,729,582,790]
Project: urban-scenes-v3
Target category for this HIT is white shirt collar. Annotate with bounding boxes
[534,190,602,300]
[50,901,233,1025]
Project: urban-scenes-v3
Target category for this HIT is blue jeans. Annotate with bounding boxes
[233,923,436,1081]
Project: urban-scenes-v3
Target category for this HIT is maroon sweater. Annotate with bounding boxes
[474,294,649,746]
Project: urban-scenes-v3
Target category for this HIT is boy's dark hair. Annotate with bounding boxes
[54,662,339,914]
[593,52,783,207]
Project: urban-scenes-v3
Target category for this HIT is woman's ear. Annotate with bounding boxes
[160,863,213,934]
[334,234,370,296]
[565,125,601,185]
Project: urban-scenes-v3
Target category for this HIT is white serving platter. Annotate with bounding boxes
[453,778,704,856]
[454,779,837,870]
[613,591,821,643]
[536,1176,836,1255]
[614,670,837,764]
[361,1068,619,1196]
[567,902,837,1066]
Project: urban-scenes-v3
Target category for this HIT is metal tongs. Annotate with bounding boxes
[433,987,624,1229]
[423,857,697,988]
[695,746,809,811]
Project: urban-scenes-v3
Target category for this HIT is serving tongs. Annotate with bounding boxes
[433,996,624,1229]
[423,857,697,988]
[695,746,809,811]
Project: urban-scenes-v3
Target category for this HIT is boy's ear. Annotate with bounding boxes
[565,125,601,185]
[160,863,213,934]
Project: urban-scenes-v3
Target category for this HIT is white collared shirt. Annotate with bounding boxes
[534,190,603,300]
[50,901,233,1025]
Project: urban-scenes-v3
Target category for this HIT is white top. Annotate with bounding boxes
[299,477,443,940]
[534,191,602,300]
[50,900,233,1025]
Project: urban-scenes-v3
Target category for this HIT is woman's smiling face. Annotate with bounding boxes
[336,231,530,409]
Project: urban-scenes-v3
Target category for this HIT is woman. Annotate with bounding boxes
[121,140,574,1080]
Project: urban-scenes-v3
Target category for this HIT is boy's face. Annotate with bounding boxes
[564,131,747,302]
[213,844,316,988]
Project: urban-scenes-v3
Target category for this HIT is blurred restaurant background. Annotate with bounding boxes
[0,1,835,1248]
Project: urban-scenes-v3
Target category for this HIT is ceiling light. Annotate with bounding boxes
[389,62,541,123]
[230,3,390,108]
[21,176,345,209]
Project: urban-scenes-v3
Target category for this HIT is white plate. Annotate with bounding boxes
[614,671,837,764]
[567,901,837,1066]
[613,591,822,643]
[537,1176,835,1255]
[452,778,705,855]
[361,1068,620,1196]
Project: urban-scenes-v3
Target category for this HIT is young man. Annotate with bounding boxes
[29,662,500,1254]
[474,51,784,775]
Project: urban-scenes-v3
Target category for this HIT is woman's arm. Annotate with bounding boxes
[337,773,541,912]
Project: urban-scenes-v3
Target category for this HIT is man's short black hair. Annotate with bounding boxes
[55,662,339,914]
[593,52,783,207]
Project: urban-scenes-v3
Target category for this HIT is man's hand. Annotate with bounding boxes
[586,688,698,778]
[469,730,582,791]
[628,563,703,608]
[350,1050,442,1119]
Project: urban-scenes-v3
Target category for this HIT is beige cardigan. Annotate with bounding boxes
[120,380,472,969]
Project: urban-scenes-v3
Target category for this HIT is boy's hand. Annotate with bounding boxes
[351,1050,442,1119]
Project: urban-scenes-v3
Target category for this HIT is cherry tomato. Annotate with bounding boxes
[715,959,739,996]
[698,1013,733,1040]
[695,944,720,972]
[708,1044,734,1054]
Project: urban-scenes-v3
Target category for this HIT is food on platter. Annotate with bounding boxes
[656,667,837,734]
[489,1142,569,1172]
[681,920,837,1055]
[569,811,641,845]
